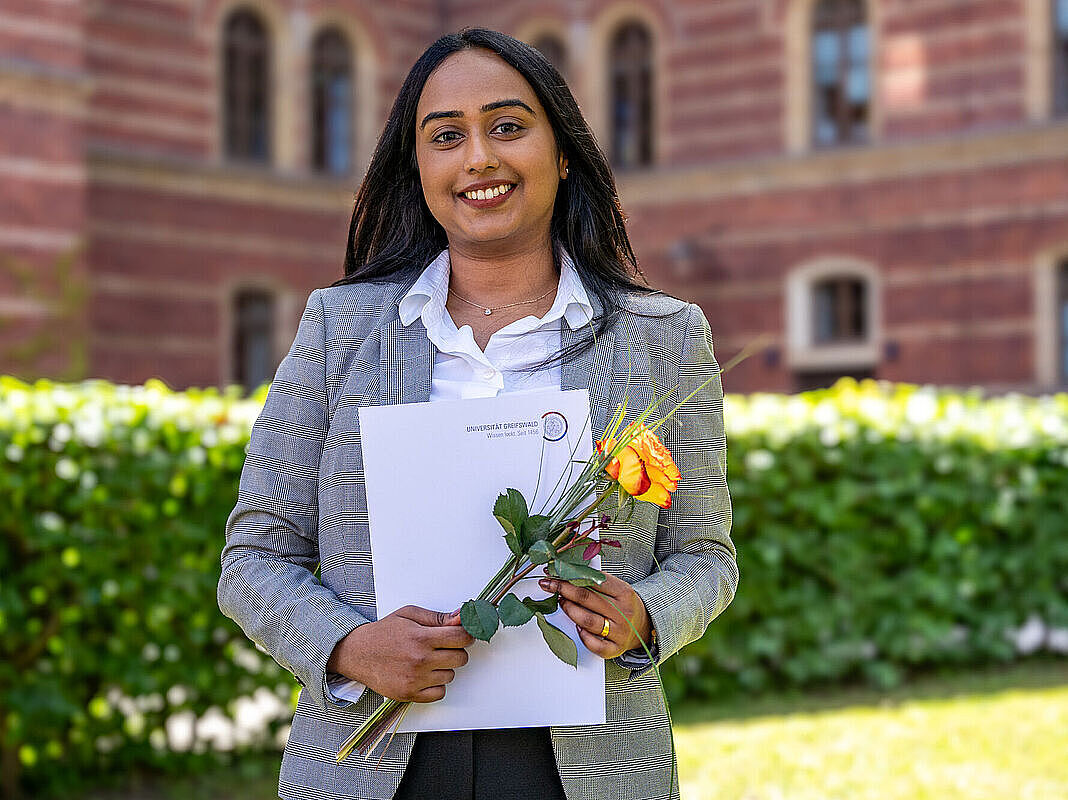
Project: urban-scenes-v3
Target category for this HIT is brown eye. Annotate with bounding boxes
[492,122,524,135]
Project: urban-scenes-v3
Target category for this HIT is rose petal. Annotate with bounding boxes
[614,445,651,496]
[635,482,672,509]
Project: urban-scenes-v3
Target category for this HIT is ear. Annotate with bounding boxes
[558,152,569,180]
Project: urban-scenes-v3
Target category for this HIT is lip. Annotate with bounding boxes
[457,180,516,209]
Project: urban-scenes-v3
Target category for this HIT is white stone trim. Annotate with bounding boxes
[585,2,668,167]
[1024,0,1055,121]
[1033,244,1068,389]
[785,255,881,371]
[784,0,882,155]
[302,9,380,178]
[219,278,295,390]
[206,0,294,170]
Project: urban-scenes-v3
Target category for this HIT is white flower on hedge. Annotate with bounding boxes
[132,429,151,454]
[38,511,63,532]
[905,390,938,425]
[1048,628,1068,653]
[820,427,840,447]
[1009,614,1045,654]
[934,454,954,474]
[79,470,97,491]
[745,449,775,471]
[55,457,79,481]
[5,444,23,462]
[186,446,206,466]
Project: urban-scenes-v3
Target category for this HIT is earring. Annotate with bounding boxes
[563,166,569,178]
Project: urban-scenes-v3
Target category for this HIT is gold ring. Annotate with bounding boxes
[600,618,610,638]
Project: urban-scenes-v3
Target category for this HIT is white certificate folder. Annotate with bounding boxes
[357,388,606,732]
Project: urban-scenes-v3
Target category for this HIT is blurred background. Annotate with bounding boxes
[2,0,1067,395]
[2,1,1068,799]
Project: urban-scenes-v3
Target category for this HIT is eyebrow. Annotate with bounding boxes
[419,98,536,130]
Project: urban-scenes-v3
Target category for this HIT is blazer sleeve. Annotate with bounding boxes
[217,288,370,712]
[614,302,738,678]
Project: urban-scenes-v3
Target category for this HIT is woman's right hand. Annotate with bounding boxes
[327,605,475,703]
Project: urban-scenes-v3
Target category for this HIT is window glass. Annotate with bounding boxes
[223,10,271,162]
[312,29,353,175]
[609,22,653,168]
[1059,261,1068,383]
[233,290,275,391]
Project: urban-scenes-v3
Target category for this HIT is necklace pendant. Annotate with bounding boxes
[484,308,492,316]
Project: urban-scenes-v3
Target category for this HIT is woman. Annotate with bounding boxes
[218,28,737,800]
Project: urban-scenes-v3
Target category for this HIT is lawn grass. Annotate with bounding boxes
[674,659,1068,800]
[79,659,1068,799]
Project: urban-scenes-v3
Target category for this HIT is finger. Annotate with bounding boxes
[423,625,475,649]
[576,625,619,659]
[426,668,456,685]
[558,598,611,640]
[587,573,632,600]
[397,605,463,628]
[410,685,447,703]
[426,647,470,670]
[539,579,613,618]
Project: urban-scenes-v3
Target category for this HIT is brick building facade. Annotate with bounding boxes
[2,0,1068,394]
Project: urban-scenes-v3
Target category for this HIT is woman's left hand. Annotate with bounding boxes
[538,575,653,660]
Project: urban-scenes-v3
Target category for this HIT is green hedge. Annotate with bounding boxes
[661,379,1068,701]
[2,376,1067,795]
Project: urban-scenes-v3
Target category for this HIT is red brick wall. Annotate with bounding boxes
[3,0,1068,393]
[0,0,90,381]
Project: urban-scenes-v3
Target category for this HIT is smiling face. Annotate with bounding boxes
[414,48,568,256]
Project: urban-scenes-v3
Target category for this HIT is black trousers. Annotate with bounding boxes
[393,728,567,800]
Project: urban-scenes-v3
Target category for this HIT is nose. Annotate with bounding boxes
[464,131,499,173]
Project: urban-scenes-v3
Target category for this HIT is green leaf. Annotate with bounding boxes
[498,593,535,627]
[520,514,552,551]
[553,559,608,587]
[536,613,577,667]
[493,489,528,535]
[460,599,499,642]
[496,516,522,557]
[527,539,556,565]
[522,594,560,615]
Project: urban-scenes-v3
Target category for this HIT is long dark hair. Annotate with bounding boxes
[329,27,654,332]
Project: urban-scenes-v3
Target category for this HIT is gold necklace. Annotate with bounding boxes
[447,284,557,316]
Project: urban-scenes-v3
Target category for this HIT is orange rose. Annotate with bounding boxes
[596,424,681,509]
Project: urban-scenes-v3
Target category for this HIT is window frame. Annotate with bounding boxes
[221,7,273,164]
[786,258,881,373]
[607,20,654,169]
[230,287,278,392]
[811,0,870,148]
[310,26,355,176]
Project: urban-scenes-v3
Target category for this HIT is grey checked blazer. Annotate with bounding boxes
[218,278,738,800]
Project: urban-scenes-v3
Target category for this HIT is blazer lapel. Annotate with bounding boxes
[379,317,434,405]
[561,304,615,444]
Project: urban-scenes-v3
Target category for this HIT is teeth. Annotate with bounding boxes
[464,184,513,200]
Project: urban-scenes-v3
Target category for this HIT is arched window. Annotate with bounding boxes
[532,34,568,77]
[609,22,653,168]
[223,9,271,162]
[1057,258,1068,384]
[311,27,353,175]
[813,277,868,343]
[812,0,869,147]
[232,289,276,391]
[1055,0,1068,115]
